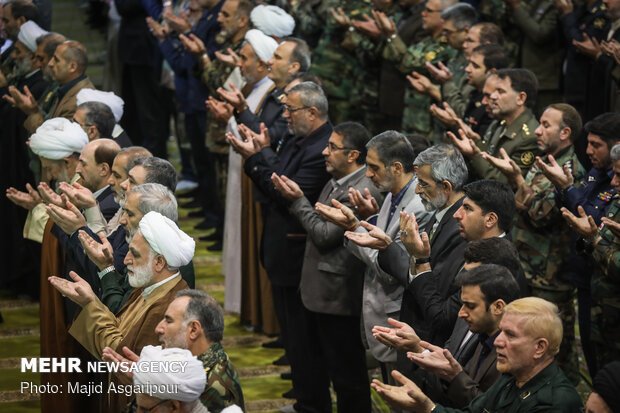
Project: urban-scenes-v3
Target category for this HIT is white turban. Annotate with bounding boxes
[244,29,278,63]
[17,21,48,52]
[250,5,295,38]
[134,345,206,403]
[29,118,89,160]
[138,211,195,268]
[76,89,125,123]
[222,406,244,413]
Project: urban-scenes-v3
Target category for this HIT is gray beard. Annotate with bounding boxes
[127,263,154,288]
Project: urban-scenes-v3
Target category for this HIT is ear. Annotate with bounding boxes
[533,338,549,360]
[239,15,249,28]
[516,91,527,107]
[99,160,111,177]
[392,161,404,175]
[169,399,182,412]
[440,180,453,194]
[484,211,499,229]
[490,299,506,316]
[187,320,202,341]
[347,149,360,164]
[87,126,98,141]
[68,60,78,74]
[559,126,572,143]
[288,61,300,74]
[153,254,167,272]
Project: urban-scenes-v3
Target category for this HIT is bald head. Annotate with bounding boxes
[76,139,121,192]
[49,40,88,84]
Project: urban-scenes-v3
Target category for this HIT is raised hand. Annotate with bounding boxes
[6,184,42,210]
[406,72,434,96]
[179,33,206,57]
[348,187,379,219]
[238,122,270,150]
[407,341,463,381]
[206,97,234,124]
[329,7,352,26]
[215,47,240,66]
[561,205,598,238]
[3,85,38,115]
[601,217,620,238]
[45,198,87,235]
[58,181,97,209]
[371,10,396,37]
[425,61,453,84]
[447,129,480,158]
[226,131,260,159]
[481,147,523,186]
[573,32,602,60]
[535,154,573,190]
[78,230,114,270]
[371,370,435,412]
[163,9,191,33]
[399,211,430,259]
[145,17,169,40]
[217,83,247,113]
[37,182,64,207]
[48,270,96,307]
[344,220,392,250]
[271,174,304,201]
[351,14,381,38]
[315,199,359,231]
[372,317,423,353]
[102,346,139,380]
[429,103,458,128]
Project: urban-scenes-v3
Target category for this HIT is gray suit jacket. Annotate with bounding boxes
[289,167,382,316]
[344,176,431,362]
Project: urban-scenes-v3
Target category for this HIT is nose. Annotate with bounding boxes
[453,206,463,220]
[120,212,128,227]
[534,125,542,136]
[107,175,115,186]
[322,146,329,156]
[612,175,620,188]
[123,253,131,266]
[154,320,164,335]
[120,178,129,191]
[458,305,467,319]
[586,144,593,155]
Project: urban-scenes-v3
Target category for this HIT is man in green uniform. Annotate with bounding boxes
[482,103,586,384]
[371,297,583,413]
[450,68,541,183]
[382,0,458,135]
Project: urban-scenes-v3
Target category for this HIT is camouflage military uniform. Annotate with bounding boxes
[578,195,620,371]
[198,342,244,413]
[383,34,457,136]
[470,108,542,183]
[342,3,400,134]
[512,145,585,384]
[308,0,374,125]
[289,0,325,49]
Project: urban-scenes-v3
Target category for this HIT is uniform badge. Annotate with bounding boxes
[44,91,53,103]
[598,191,613,202]
[594,18,606,29]
[350,9,361,16]
[522,123,530,136]
[475,101,481,107]
[425,51,437,61]
[521,151,534,166]
[277,93,285,102]
[588,175,597,182]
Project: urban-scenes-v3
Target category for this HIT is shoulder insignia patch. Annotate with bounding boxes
[594,18,606,29]
[521,151,535,166]
[425,50,437,61]
[522,123,530,136]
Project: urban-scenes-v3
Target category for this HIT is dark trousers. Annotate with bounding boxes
[313,311,371,413]
[185,112,221,225]
[120,64,169,158]
[271,284,331,413]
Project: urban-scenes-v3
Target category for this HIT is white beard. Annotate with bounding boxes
[127,263,154,288]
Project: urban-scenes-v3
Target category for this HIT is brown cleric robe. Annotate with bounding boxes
[39,212,103,412]
[239,172,279,335]
[69,274,188,412]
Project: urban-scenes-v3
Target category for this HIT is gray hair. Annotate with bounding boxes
[288,81,328,118]
[78,101,115,139]
[439,0,459,10]
[367,130,415,173]
[282,36,311,72]
[129,183,179,222]
[611,143,620,163]
[441,3,477,30]
[127,156,178,192]
[414,144,468,191]
[176,289,224,343]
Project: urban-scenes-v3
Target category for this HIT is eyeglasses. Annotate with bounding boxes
[326,142,355,152]
[135,399,171,413]
[284,104,310,113]
[424,7,442,13]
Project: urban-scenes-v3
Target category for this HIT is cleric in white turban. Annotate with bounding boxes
[17,21,48,52]
[29,117,88,160]
[133,345,206,404]
[244,29,278,63]
[250,4,295,39]
[76,88,125,123]
[138,211,196,269]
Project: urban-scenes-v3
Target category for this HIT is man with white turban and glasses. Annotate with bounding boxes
[76,88,133,146]
[49,211,195,412]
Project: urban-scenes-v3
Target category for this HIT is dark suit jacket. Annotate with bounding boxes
[114,0,158,66]
[289,167,382,316]
[447,336,500,408]
[417,318,479,405]
[244,122,332,286]
[586,25,620,120]
[378,197,468,375]
[237,85,290,144]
